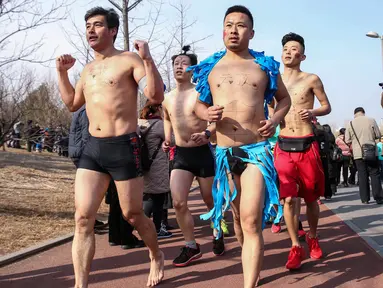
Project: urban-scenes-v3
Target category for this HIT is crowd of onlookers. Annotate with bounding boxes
[5,120,69,156]
[320,107,383,205]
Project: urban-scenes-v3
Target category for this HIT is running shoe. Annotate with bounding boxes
[157,227,173,239]
[271,223,282,233]
[212,234,225,256]
[173,244,202,267]
[298,229,306,240]
[317,199,323,205]
[306,234,323,259]
[285,246,306,270]
[221,219,230,236]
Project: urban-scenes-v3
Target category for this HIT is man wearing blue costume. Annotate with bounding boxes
[189,5,291,287]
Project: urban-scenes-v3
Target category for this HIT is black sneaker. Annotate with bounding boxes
[157,228,173,239]
[161,222,176,231]
[173,244,202,267]
[212,235,225,256]
[94,220,108,229]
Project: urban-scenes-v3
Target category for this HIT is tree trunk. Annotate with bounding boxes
[123,0,129,51]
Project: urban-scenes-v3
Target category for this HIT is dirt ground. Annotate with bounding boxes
[0,148,199,257]
[0,148,109,256]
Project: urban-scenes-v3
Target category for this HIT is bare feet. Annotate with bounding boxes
[147,250,164,287]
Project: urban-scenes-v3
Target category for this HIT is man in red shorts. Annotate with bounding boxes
[274,32,331,270]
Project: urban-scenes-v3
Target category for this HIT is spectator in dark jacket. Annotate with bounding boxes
[323,124,338,199]
[69,105,89,167]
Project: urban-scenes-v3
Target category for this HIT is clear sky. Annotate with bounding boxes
[10,0,383,128]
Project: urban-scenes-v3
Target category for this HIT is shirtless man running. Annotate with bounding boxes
[274,32,331,270]
[56,7,164,287]
[190,6,291,287]
[162,46,224,267]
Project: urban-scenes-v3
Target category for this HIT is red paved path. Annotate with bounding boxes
[1,190,382,287]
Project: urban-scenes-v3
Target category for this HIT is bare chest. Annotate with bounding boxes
[168,93,198,120]
[209,62,268,106]
[83,61,130,94]
[284,80,313,107]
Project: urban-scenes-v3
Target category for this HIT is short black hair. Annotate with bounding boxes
[282,32,305,53]
[339,128,346,135]
[85,7,119,42]
[171,45,198,66]
[354,107,365,114]
[224,5,254,28]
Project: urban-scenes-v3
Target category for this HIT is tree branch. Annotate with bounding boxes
[108,0,122,12]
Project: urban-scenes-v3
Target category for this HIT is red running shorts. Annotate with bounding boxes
[274,134,325,203]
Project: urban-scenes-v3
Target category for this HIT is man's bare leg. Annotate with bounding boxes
[230,175,243,246]
[283,196,300,247]
[115,177,164,287]
[294,197,301,232]
[197,176,214,210]
[170,169,196,242]
[306,200,319,238]
[72,169,111,288]
[238,164,265,288]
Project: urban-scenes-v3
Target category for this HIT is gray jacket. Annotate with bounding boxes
[68,105,89,165]
[138,119,169,194]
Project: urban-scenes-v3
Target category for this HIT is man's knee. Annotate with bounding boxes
[240,214,262,234]
[122,208,143,226]
[305,199,319,210]
[173,199,188,212]
[284,197,298,207]
[75,211,96,234]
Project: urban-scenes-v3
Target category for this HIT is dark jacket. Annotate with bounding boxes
[68,105,89,165]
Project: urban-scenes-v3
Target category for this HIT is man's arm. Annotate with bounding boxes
[56,55,85,112]
[132,41,164,104]
[268,98,276,118]
[57,72,85,112]
[162,102,173,144]
[271,74,291,125]
[373,119,381,139]
[311,75,331,117]
[194,100,209,121]
[206,122,216,135]
[345,125,352,144]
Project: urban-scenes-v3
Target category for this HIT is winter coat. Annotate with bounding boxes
[335,135,352,157]
[138,118,169,194]
[68,105,89,165]
[326,131,338,179]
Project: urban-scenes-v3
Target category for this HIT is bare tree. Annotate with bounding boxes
[0,0,70,69]
[158,1,213,91]
[108,0,144,50]
[0,69,35,150]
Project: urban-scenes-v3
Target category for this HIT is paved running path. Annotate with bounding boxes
[324,186,383,257]
[1,189,382,288]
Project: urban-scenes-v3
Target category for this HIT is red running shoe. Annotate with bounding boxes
[306,234,323,259]
[298,229,306,240]
[285,246,306,270]
[271,223,282,233]
[317,199,323,205]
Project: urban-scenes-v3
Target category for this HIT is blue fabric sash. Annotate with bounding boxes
[200,141,280,238]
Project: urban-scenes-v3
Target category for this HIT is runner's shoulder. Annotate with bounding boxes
[163,89,176,107]
[304,72,322,84]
